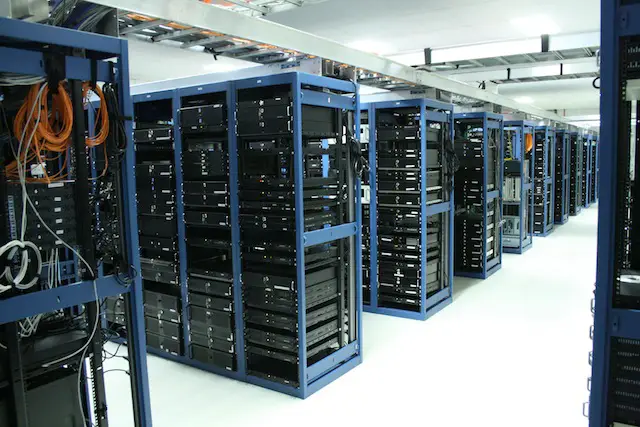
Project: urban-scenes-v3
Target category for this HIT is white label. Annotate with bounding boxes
[30,163,46,177]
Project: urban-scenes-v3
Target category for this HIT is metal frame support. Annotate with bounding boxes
[0,17,153,427]
[454,112,504,280]
[364,98,454,320]
[503,120,535,254]
[127,72,362,398]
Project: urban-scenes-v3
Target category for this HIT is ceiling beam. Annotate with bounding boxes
[180,35,232,49]
[210,0,269,14]
[119,19,169,35]
[90,0,579,124]
[152,27,201,42]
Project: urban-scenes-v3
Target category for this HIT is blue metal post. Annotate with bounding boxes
[419,101,428,311]
[483,115,489,278]
[368,104,378,311]
[116,38,153,427]
[291,75,308,397]
[171,90,191,358]
[227,85,246,376]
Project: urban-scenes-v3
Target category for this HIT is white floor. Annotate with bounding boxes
[104,206,598,427]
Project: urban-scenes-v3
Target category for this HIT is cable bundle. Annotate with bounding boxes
[6,81,110,183]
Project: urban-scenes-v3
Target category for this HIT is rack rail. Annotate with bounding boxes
[590,135,598,204]
[502,121,535,254]
[454,112,504,279]
[582,133,594,208]
[0,17,152,427]
[117,72,362,398]
[363,99,454,320]
[533,126,555,236]
[554,129,571,224]
[589,1,640,424]
[569,131,584,216]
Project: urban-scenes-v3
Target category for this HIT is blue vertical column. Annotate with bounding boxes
[227,84,246,376]
[482,116,489,278]
[354,91,364,349]
[172,91,191,357]
[116,38,153,427]
[419,101,428,311]
[368,105,378,310]
[291,75,308,397]
[447,109,455,299]
[498,119,504,267]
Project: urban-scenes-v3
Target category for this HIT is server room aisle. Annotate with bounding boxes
[103,207,598,427]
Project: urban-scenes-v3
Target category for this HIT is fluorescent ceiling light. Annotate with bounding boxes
[347,39,396,56]
[514,96,535,104]
[511,15,560,37]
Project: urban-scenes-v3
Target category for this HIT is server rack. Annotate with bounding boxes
[589,1,640,424]
[364,99,454,320]
[533,126,555,236]
[121,73,362,398]
[569,131,584,216]
[0,18,152,426]
[554,129,571,224]
[502,121,535,254]
[583,133,594,208]
[590,135,598,204]
[454,113,504,279]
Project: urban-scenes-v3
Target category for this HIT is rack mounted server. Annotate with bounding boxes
[554,129,571,224]
[569,131,584,216]
[590,135,599,204]
[502,121,535,254]
[0,18,152,427]
[454,113,504,279]
[117,73,362,398]
[533,126,555,236]
[589,3,640,424]
[363,99,454,320]
[582,133,594,208]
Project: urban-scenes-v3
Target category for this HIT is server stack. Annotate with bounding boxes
[553,129,571,224]
[364,99,454,320]
[235,73,362,397]
[502,121,534,254]
[569,131,584,215]
[180,88,237,371]
[360,108,372,306]
[590,135,598,204]
[132,94,184,357]
[454,112,504,279]
[582,134,593,208]
[533,126,555,236]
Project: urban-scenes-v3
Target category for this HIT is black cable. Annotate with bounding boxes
[593,76,601,90]
[442,125,460,194]
[102,83,127,160]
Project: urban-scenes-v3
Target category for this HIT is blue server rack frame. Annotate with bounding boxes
[234,72,362,397]
[503,120,535,254]
[0,17,152,426]
[533,126,556,236]
[554,129,571,225]
[454,112,504,280]
[128,73,363,398]
[364,98,455,321]
[590,1,640,425]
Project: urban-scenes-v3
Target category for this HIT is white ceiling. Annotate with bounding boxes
[497,78,600,111]
[126,36,259,85]
[267,0,600,53]
[125,0,601,120]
